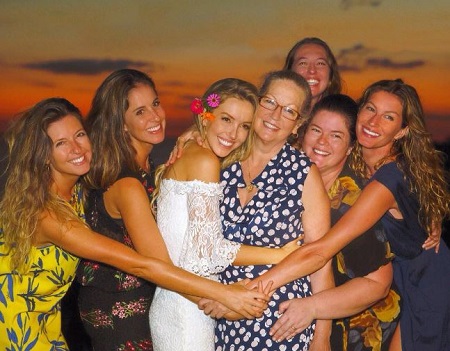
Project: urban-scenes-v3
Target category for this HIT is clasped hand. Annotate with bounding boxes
[198,279,273,320]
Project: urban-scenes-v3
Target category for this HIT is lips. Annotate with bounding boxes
[147,124,161,133]
[307,79,319,86]
[263,120,279,130]
[69,155,87,165]
[218,136,233,148]
[362,127,380,137]
[312,148,330,156]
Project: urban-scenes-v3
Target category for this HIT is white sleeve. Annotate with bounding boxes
[178,182,240,277]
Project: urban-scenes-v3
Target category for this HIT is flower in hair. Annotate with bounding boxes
[207,94,220,108]
[201,112,215,121]
[190,98,204,114]
[190,93,221,121]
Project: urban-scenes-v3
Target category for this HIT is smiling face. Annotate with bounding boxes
[47,114,92,182]
[253,79,304,147]
[291,43,331,106]
[303,110,352,175]
[124,83,166,151]
[203,97,254,158]
[357,90,408,157]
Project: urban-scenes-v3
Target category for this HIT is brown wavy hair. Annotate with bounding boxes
[0,98,87,274]
[349,79,450,233]
[84,69,158,190]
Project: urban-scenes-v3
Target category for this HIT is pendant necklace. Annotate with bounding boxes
[245,158,255,192]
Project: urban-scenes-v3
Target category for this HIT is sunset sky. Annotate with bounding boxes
[1,0,449,141]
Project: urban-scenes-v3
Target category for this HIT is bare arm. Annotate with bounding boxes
[299,165,333,350]
[37,213,268,318]
[251,179,396,289]
[270,262,393,342]
[105,177,171,262]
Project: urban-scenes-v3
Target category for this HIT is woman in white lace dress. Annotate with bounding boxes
[149,78,298,351]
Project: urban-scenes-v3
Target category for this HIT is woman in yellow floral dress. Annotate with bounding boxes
[0,98,270,350]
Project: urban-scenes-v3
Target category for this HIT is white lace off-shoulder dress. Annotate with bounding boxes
[149,179,240,351]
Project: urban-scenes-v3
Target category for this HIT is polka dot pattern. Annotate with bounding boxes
[216,144,315,350]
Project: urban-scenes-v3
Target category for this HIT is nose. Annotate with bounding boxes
[307,62,316,74]
[317,133,328,145]
[367,113,381,126]
[271,105,283,120]
[151,109,162,121]
[70,140,82,154]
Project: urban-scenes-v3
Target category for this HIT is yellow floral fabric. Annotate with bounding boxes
[0,183,84,350]
[328,165,401,351]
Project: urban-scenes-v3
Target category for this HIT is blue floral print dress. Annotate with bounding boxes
[215,143,314,351]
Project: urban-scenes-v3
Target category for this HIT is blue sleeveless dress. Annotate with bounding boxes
[372,162,450,351]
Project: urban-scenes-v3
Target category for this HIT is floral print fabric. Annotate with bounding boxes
[76,163,156,351]
[0,183,84,350]
[328,164,401,351]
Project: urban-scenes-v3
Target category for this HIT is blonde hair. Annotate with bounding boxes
[152,78,258,206]
[0,98,86,274]
[349,79,450,233]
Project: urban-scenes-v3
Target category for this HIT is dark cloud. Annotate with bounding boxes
[22,58,153,75]
[337,43,368,57]
[366,58,425,69]
[336,43,425,71]
[337,64,362,72]
[340,0,383,10]
[337,43,372,72]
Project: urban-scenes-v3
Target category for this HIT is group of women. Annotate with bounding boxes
[0,37,449,351]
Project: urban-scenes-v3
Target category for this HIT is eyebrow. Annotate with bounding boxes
[52,128,85,143]
[367,100,401,116]
[132,105,146,113]
[310,123,345,134]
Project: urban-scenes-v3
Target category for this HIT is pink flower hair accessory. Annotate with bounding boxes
[206,94,220,108]
[189,93,221,121]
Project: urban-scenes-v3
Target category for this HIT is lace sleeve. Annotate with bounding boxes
[178,182,240,277]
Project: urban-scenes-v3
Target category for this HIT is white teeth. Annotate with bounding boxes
[307,79,319,86]
[263,121,278,130]
[147,124,161,132]
[218,137,232,147]
[313,148,329,156]
[363,127,379,137]
[70,156,85,164]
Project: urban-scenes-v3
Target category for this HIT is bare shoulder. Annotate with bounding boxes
[109,176,145,194]
[180,143,220,183]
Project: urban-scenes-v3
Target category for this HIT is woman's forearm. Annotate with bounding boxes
[251,241,330,289]
[310,273,392,319]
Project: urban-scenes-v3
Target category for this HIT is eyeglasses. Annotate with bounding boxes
[258,96,300,121]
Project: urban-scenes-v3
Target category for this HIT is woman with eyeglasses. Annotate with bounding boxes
[212,70,334,351]
[243,79,450,351]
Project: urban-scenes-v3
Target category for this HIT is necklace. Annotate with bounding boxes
[245,158,255,192]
